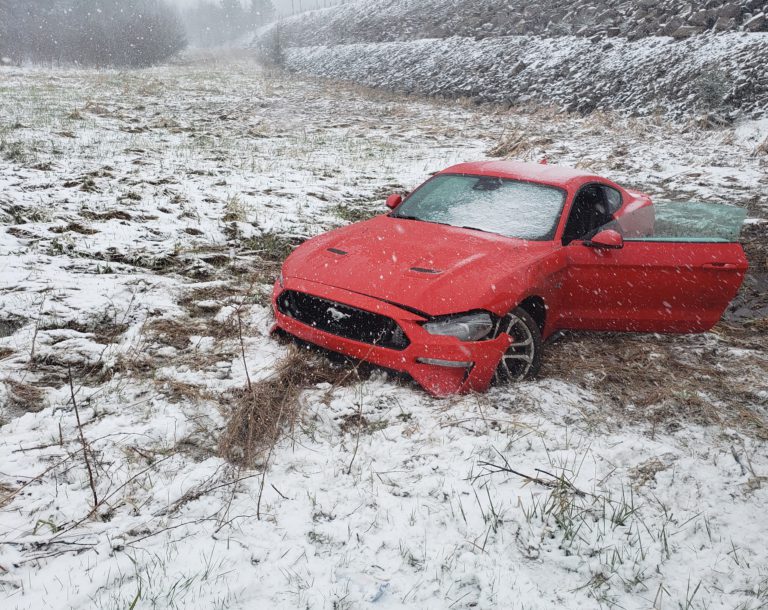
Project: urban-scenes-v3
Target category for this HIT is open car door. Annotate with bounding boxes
[560,201,749,333]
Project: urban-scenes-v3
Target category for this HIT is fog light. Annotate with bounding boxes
[416,357,474,368]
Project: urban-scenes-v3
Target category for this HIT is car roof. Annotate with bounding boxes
[438,160,606,190]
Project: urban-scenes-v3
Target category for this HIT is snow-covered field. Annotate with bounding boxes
[1,53,768,609]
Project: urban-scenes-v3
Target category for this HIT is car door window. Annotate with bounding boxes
[625,201,746,243]
[562,184,618,245]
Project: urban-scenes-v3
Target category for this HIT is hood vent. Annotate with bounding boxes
[327,248,348,256]
[410,267,442,275]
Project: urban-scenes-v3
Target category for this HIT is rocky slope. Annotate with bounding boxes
[284,32,768,117]
[271,0,768,47]
[255,0,768,117]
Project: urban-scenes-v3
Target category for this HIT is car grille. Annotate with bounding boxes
[276,290,409,351]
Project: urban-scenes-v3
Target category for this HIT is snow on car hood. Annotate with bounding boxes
[282,215,555,317]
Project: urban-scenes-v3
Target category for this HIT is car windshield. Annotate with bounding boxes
[391,174,566,240]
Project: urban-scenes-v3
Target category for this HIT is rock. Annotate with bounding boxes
[509,60,526,76]
[688,10,709,26]
[744,13,766,31]
[714,16,736,32]
[672,25,705,38]
[718,4,742,20]
[661,16,684,36]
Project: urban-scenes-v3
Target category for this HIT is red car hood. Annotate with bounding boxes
[283,215,554,317]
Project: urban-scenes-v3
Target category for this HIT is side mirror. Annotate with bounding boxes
[385,194,402,210]
[585,229,623,250]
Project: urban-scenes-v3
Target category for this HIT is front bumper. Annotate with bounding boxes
[271,278,511,396]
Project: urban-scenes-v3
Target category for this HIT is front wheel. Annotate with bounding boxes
[493,307,543,384]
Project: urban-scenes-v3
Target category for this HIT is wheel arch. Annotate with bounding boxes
[516,295,547,334]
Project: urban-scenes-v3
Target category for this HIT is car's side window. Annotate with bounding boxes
[562,184,619,245]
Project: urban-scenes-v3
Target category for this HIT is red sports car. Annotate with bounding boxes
[272,161,748,396]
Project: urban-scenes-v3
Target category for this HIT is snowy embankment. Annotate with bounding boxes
[268,0,768,46]
[0,57,767,608]
[283,32,768,117]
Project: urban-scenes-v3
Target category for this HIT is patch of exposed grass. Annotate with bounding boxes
[3,379,46,413]
[331,203,378,223]
[487,131,553,158]
[145,315,238,350]
[1,140,27,163]
[0,483,16,509]
[222,194,249,222]
[545,332,768,438]
[80,209,132,221]
[242,231,301,262]
[179,283,242,308]
[755,136,768,156]
[39,315,128,345]
[158,380,216,406]
[49,222,99,235]
[1,202,51,224]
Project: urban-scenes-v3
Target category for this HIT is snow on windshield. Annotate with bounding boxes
[394,174,565,239]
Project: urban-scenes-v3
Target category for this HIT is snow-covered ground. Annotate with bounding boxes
[1,54,767,609]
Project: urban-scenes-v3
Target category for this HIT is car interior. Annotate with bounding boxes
[562,184,619,245]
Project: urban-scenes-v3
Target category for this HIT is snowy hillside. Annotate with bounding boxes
[268,0,768,46]
[285,32,768,117]
[255,0,768,117]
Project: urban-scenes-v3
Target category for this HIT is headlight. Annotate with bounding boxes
[423,312,494,342]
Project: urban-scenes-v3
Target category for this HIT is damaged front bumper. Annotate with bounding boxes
[271,278,511,396]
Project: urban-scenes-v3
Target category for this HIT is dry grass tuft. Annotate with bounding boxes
[545,333,768,438]
[242,231,301,263]
[80,209,132,221]
[753,136,768,156]
[49,222,98,235]
[178,282,246,318]
[222,194,249,222]
[0,482,16,508]
[630,457,673,488]
[145,315,238,349]
[40,317,128,345]
[4,379,46,413]
[487,131,528,158]
[487,131,553,159]
[145,318,198,350]
[158,380,215,404]
[219,346,349,467]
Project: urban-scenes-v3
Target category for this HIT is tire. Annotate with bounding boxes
[493,306,543,384]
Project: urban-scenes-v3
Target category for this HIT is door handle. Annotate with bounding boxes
[702,262,738,269]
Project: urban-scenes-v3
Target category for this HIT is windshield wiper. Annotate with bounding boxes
[460,225,493,234]
[391,214,422,221]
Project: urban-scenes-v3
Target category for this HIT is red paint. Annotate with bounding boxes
[272,162,748,396]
